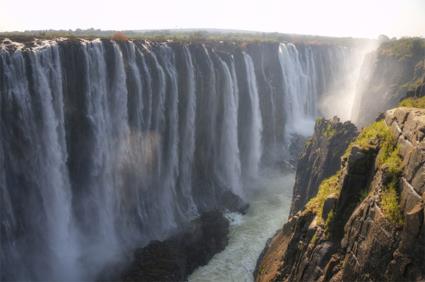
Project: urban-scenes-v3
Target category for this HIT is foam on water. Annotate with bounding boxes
[189,172,295,282]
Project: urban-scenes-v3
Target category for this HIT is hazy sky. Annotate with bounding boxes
[1,0,424,38]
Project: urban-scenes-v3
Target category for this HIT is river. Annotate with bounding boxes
[189,172,294,282]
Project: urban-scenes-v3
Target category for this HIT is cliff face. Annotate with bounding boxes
[255,107,425,282]
[353,38,425,126]
[290,117,358,216]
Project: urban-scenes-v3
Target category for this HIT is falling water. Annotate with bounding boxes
[0,38,356,281]
[242,52,263,180]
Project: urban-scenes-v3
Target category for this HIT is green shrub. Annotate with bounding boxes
[380,181,404,226]
[324,209,334,238]
[316,118,336,138]
[399,96,425,109]
[323,123,336,138]
[382,145,403,176]
[355,120,393,149]
[343,120,393,159]
[306,173,340,223]
[379,37,425,60]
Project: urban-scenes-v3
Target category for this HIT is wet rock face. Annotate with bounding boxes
[121,211,229,282]
[220,190,250,214]
[255,108,425,282]
[290,117,358,216]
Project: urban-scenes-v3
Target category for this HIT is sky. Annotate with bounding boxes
[1,0,424,38]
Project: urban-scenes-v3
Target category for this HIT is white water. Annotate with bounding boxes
[189,172,294,282]
[1,38,359,281]
[243,52,263,180]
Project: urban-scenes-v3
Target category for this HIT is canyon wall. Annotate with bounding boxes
[352,38,425,125]
[255,107,425,282]
[289,117,358,216]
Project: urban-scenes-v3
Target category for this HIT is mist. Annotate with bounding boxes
[319,41,379,121]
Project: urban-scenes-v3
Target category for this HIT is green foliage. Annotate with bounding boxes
[323,123,336,138]
[380,145,403,177]
[343,120,392,159]
[376,135,397,166]
[315,118,336,138]
[304,138,313,148]
[341,118,404,227]
[0,29,372,46]
[306,173,340,223]
[380,181,404,226]
[324,209,334,238]
[345,119,402,180]
[399,96,425,109]
[354,120,393,149]
[348,119,403,226]
[379,37,425,60]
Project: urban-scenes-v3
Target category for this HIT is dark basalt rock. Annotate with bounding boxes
[290,117,358,216]
[121,211,229,282]
[255,108,425,282]
[220,190,250,214]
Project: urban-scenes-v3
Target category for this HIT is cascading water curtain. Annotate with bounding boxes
[0,38,353,281]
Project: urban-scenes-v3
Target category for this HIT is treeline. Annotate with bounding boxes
[0,28,372,46]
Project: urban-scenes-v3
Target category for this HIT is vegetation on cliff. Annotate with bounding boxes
[306,118,403,232]
[399,96,425,108]
[306,172,340,223]
[380,181,404,226]
[353,37,425,126]
[341,120,391,164]
[256,107,425,282]
[349,120,391,150]
[316,117,337,138]
[290,118,357,215]
[378,37,425,60]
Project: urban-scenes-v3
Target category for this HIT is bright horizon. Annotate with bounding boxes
[1,0,424,38]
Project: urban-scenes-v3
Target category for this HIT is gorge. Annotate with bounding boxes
[1,33,423,282]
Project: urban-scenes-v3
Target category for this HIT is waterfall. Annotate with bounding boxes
[0,38,355,281]
[242,52,263,180]
[279,43,317,137]
[278,43,354,139]
[215,54,242,197]
[175,45,198,219]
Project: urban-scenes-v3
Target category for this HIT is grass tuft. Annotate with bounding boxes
[399,96,425,109]
[306,173,340,223]
[380,181,404,226]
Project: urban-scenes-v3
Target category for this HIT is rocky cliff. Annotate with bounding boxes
[353,38,425,126]
[290,117,358,216]
[255,107,425,281]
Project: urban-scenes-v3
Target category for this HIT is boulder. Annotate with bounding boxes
[121,211,229,282]
[220,190,250,214]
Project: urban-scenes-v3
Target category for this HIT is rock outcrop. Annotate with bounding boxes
[121,211,229,282]
[290,117,358,216]
[255,107,425,282]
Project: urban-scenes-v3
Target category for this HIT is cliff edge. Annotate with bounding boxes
[290,117,358,216]
[255,107,425,282]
